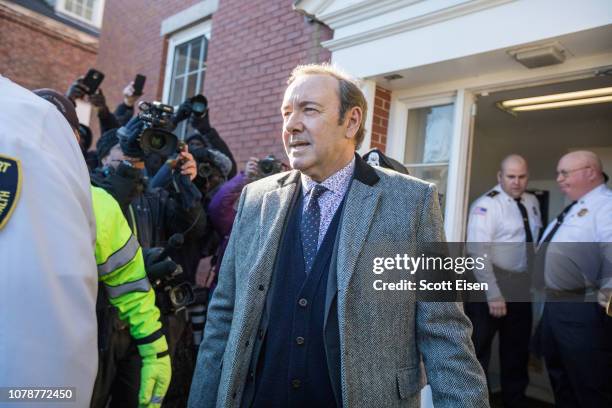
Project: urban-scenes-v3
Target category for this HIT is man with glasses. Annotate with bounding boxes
[538,150,612,407]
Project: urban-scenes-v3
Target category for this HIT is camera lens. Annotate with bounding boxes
[198,162,212,178]
[150,134,166,150]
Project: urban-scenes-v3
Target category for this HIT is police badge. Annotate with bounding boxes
[0,154,22,230]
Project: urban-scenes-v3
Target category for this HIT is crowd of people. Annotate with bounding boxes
[0,62,610,408]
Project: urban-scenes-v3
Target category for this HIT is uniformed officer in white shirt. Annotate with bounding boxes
[0,75,98,407]
[537,150,612,407]
[466,154,541,407]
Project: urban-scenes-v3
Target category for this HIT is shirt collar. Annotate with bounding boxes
[301,156,355,198]
[577,183,608,204]
[495,184,525,203]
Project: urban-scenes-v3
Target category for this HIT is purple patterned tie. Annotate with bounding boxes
[301,184,327,274]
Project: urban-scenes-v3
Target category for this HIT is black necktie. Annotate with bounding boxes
[301,184,327,274]
[533,201,577,289]
[514,198,533,243]
[540,201,577,244]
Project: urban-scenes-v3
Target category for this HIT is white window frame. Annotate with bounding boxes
[387,91,476,240]
[55,0,106,28]
[162,20,212,107]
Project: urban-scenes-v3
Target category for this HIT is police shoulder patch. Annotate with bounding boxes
[0,154,22,230]
[486,190,499,198]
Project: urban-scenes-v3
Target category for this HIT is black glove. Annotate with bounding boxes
[89,89,108,112]
[143,247,180,283]
[66,78,88,103]
[117,116,145,158]
[172,99,192,125]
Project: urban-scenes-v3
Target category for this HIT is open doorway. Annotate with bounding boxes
[467,74,612,405]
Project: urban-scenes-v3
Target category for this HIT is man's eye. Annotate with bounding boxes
[282,111,291,117]
[304,107,318,113]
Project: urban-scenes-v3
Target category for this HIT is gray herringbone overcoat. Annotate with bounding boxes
[189,157,489,408]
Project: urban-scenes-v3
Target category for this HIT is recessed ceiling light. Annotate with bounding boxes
[498,86,612,112]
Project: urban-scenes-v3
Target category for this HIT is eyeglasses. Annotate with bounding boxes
[556,166,590,178]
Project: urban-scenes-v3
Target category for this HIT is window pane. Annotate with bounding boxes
[74,1,83,16]
[65,0,74,12]
[174,44,188,77]
[166,32,208,137]
[170,77,184,106]
[84,8,92,20]
[186,73,198,98]
[188,39,202,73]
[404,104,453,164]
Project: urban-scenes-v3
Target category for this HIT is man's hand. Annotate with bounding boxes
[172,99,192,125]
[89,89,108,112]
[137,336,172,408]
[66,78,88,103]
[178,145,197,181]
[488,297,507,318]
[139,354,171,407]
[245,157,260,180]
[123,81,139,107]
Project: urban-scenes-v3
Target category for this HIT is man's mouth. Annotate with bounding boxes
[289,140,310,149]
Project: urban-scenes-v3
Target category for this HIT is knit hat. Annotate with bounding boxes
[34,88,80,131]
[96,129,119,160]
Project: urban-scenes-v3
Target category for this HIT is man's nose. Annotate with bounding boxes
[284,111,303,134]
[556,172,564,183]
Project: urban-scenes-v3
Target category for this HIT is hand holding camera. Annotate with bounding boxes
[177,145,197,181]
[245,157,260,180]
[88,89,108,112]
[66,79,88,103]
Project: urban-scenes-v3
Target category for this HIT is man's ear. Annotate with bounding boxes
[345,106,363,141]
[497,171,502,184]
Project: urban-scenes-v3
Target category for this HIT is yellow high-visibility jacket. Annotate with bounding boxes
[91,186,166,355]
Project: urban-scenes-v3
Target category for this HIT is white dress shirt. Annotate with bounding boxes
[467,184,542,300]
[541,184,612,291]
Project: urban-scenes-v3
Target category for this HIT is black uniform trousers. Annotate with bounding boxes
[541,301,612,408]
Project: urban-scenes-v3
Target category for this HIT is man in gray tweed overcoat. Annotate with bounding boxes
[189,63,488,408]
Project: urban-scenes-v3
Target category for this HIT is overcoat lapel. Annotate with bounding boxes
[336,181,381,292]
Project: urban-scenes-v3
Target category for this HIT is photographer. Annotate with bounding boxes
[173,94,237,178]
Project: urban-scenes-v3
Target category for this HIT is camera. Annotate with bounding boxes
[169,283,209,311]
[189,95,208,118]
[145,234,208,312]
[138,101,179,157]
[258,155,282,176]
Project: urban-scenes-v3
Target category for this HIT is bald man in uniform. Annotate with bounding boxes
[466,154,541,407]
[537,150,612,407]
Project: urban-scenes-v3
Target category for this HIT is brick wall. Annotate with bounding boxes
[0,3,97,93]
[96,0,332,164]
[203,0,332,164]
[370,85,391,152]
[95,0,202,114]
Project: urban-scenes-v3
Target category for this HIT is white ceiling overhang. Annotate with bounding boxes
[293,0,612,83]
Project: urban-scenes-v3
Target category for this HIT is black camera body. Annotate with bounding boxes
[138,101,179,157]
[189,94,208,118]
[258,155,282,176]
